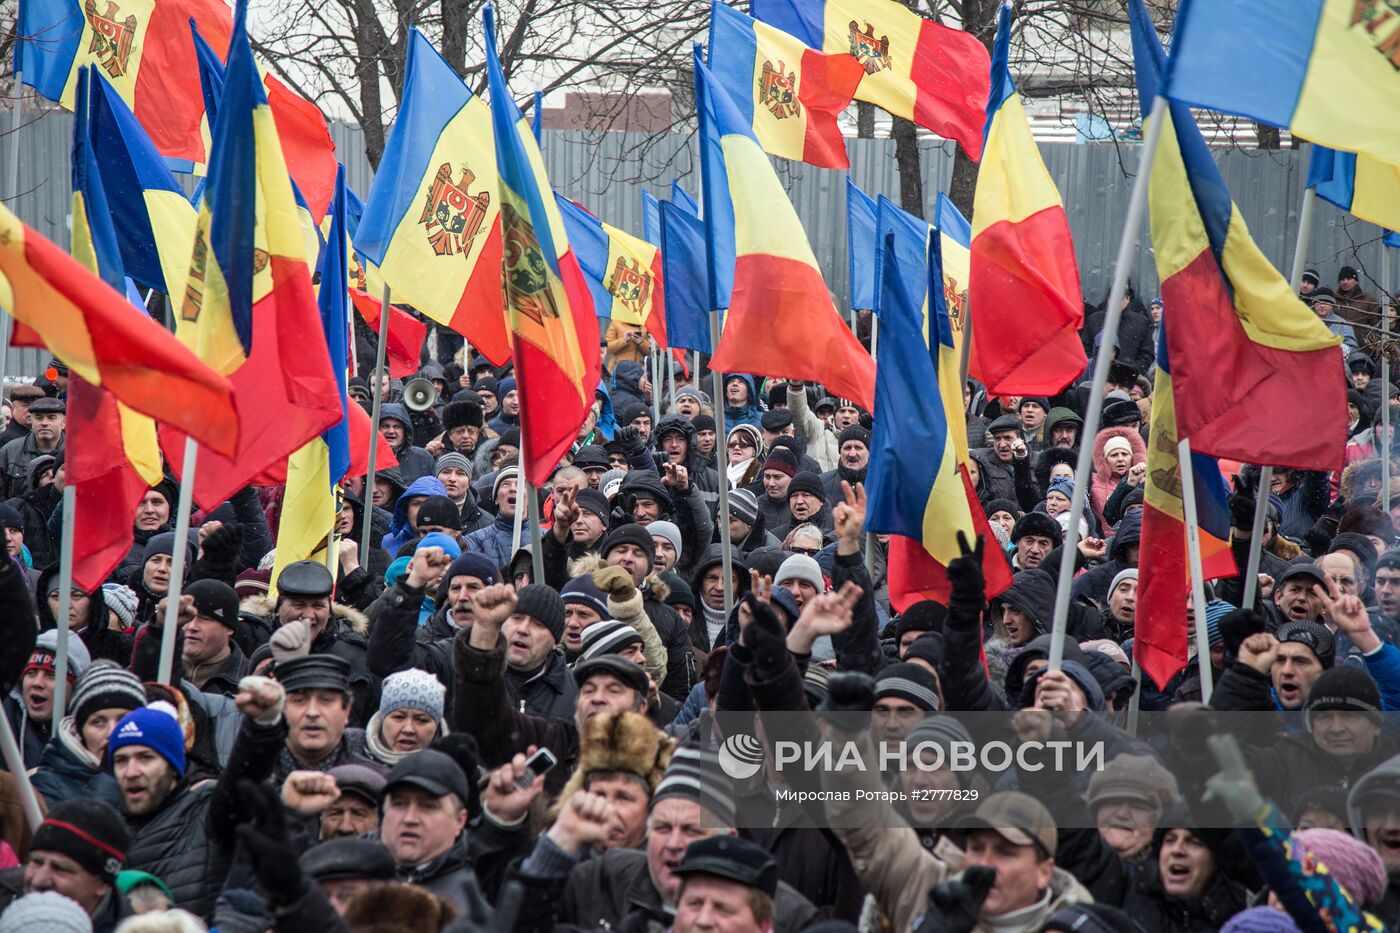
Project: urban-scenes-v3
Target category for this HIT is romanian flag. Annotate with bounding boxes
[270,166,353,589]
[167,0,342,508]
[969,5,1086,398]
[1307,145,1400,233]
[355,30,510,366]
[65,69,178,591]
[84,71,197,301]
[1136,326,1237,688]
[484,8,601,486]
[750,0,988,160]
[659,199,713,353]
[867,232,1012,610]
[707,2,864,169]
[558,196,668,347]
[846,179,877,312]
[1167,0,1400,167]
[189,22,338,223]
[1130,0,1346,472]
[697,48,875,410]
[17,0,232,165]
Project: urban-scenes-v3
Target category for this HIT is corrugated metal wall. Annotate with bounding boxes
[5,110,1392,376]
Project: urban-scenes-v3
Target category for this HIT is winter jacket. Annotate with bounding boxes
[382,474,450,555]
[1072,508,1142,606]
[567,555,668,686]
[503,649,578,723]
[5,485,58,571]
[1083,297,1156,375]
[788,384,838,472]
[124,781,232,919]
[31,716,123,809]
[609,361,648,414]
[378,403,436,484]
[0,432,63,499]
[240,595,377,726]
[722,374,763,430]
[605,319,652,364]
[185,640,248,698]
[366,579,457,687]
[1276,470,1331,542]
[0,867,127,932]
[1090,426,1147,528]
[653,414,721,510]
[465,512,535,572]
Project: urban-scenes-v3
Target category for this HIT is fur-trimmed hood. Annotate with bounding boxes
[567,553,671,603]
[239,594,370,636]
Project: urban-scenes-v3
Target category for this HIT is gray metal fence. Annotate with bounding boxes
[4,108,1390,377]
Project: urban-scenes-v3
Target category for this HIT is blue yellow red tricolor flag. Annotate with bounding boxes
[355,29,511,366]
[969,5,1086,397]
[17,0,232,165]
[846,179,877,312]
[1307,145,1400,234]
[1167,0,1400,167]
[707,2,863,169]
[271,166,353,591]
[484,6,601,486]
[750,0,988,160]
[697,47,874,410]
[66,68,180,591]
[558,196,667,347]
[934,191,971,344]
[1130,0,1345,471]
[167,0,341,508]
[1136,326,1237,688]
[867,232,1012,610]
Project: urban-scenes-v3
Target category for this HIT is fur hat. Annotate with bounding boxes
[552,711,674,818]
[441,400,484,432]
[341,882,459,932]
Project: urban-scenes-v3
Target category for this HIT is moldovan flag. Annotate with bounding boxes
[165,0,342,508]
[697,48,874,410]
[1307,145,1400,234]
[934,192,971,350]
[750,0,989,159]
[484,7,601,486]
[1130,0,1345,471]
[707,2,863,169]
[16,0,231,165]
[867,232,1012,610]
[969,4,1086,397]
[84,70,197,301]
[355,30,510,366]
[1167,0,1400,167]
[558,196,668,347]
[271,166,353,592]
[1136,326,1236,689]
[63,69,186,590]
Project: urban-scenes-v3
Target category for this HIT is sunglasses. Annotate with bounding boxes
[728,439,755,448]
[790,546,821,557]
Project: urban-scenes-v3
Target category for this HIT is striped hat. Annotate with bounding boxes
[579,620,643,661]
[651,746,736,826]
[874,663,940,712]
[70,662,147,731]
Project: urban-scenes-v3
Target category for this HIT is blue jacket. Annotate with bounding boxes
[31,726,123,809]
[382,476,449,555]
[380,403,436,485]
[464,513,538,572]
[723,374,762,429]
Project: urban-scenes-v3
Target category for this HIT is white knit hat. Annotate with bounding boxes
[774,554,825,592]
[99,584,138,630]
[0,891,92,932]
[378,668,445,728]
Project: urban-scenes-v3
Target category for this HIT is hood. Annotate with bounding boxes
[391,476,449,535]
[613,361,644,392]
[724,374,758,411]
[593,379,617,442]
[1348,753,1400,836]
[1091,425,1147,479]
[36,564,107,634]
[1000,569,1056,628]
[618,470,673,517]
[419,363,445,383]
[1004,633,1088,702]
[1023,660,1105,711]
[654,414,695,446]
[1043,407,1084,438]
[689,544,751,600]
[1110,508,1142,560]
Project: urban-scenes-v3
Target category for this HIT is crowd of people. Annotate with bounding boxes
[0,274,1395,933]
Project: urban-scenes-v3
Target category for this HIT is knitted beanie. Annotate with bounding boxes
[579,619,644,661]
[107,707,186,778]
[378,669,446,730]
[434,451,472,477]
[31,798,129,883]
[651,746,736,826]
[648,521,683,561]
[774,554,824,592]
[837,425,870,448]
[786,472,826,501]
[514,584,565,643]
[560,574,609,619]
[601,524,656,567]
[874,663,940,712]
[1292,828,1387,908]
[1220,907,1301,933]
[70,662,146,732]
[100,584,138,630]
[727,488,759,526]
[1109,568,1138,596]
[1305,666,1381,725]
[0,892,94,932]
[26,629,91,683]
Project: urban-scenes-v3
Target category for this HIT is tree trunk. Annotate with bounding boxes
[949,148,977,221]
[441,0,469,78]
[857,101,875,139]
[892,117,923,217]
[1255,121,1280,151]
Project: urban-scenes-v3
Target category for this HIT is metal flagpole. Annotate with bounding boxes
[1049,95,1169,672]
[693,350,700,390]
[0,71,23,398]
[526,475,545,585]
[1179,437,1215,703]
[1383,250,1392,515]
[359,283,392,571]
[649,347,662,424]
[1242,185,1315,609]
[709,315,735,613]
[0,715,41,830]
[1126,660,1142,737]
[957,295,974,390]
[157,438,198,684]
[51,484,76,718]
[865,315,879,579]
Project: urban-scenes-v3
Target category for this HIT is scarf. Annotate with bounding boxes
[727,459,754,488]
[701,600,727,650]
[57,715,102,771]
[984,887,1053,933]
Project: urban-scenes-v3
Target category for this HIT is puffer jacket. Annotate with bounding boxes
[382,475,449,555]
[722,374,763,430]
[124,782,231,919]
[31,716,122,808]
[609,361,648,414]
[465,512,530,572]
[1089,425,1147,529]
[788,384,838,472]
[240,595,377,726]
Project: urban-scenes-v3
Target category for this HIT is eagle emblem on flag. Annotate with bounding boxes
[609,256,652,314]
[420,163,491,258]
[84,0,138,78]
[759,60,801,119]
[501,203,560,327]
[848,21,891,74]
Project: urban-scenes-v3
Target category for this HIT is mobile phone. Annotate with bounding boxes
[514,747,558,789]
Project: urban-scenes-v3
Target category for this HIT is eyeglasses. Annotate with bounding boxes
[790,546,821,556]
[728,439,754,449]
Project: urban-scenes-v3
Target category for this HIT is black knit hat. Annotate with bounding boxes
[1330,533,1379,583]
[1276,620,1336,669]
[874,663,940,711]
[416,495,463,531]
[32,799,129,882]
[761,447,799,478]
[601,524,656,568]
[692,414,716,434]
[441,400,484,432]
[186,579,239,629]
[787,471,825,501]
[1012,511,1063,545]
[1306,666,1381,725]
[895,601,947,640]
[983,498,1020,520]
[0,505,22,531]
[515,584,565,643]
[837,425,870,448]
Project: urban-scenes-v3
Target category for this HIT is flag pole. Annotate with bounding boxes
[1178,437,1215,703]
[1242,185,1315,608]
[0,714,42,831]
[958,296,974,392]
[359,283,392,572]
[709,315,735,614]
[1125,659,1142,737]
[1049,94,1168,672]
[51,484,76,719]
[649,347,662,424]
[0,71,22,402]
[865,315,879,580]
[158,437,198,684]
[1382,250,1392,516]
[516,422,545,586]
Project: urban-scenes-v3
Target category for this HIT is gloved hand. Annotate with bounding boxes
[592,565,638,602]
[945,531,986,609]
[816,672,875,733]
[914,866,996,933]
[1203,733,1267,822]
[742,596,787,668]
[269,618,313,663]
[1227,494,1256,533]
[201,522,243,564]
[235,780,307,908]
[443,876,524,932]
[614,425,644,454]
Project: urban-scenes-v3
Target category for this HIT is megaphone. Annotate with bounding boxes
[403,378,438,412]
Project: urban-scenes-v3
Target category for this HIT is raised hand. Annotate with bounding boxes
[337,537,360,573]
[945,531,986,604]
[546,790,616,855]
[468,583,518,649]
[407,545,454,589]
[1236,632,1280,674]
[915,866,996,933]
[796,580,863,637]
[833,481,867,553]
[281,770,340,815]
[235,675,286,725]
[661,462,689,491]
[484,748,548,824]
[817,671,876,734]
[552,487,580,542]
